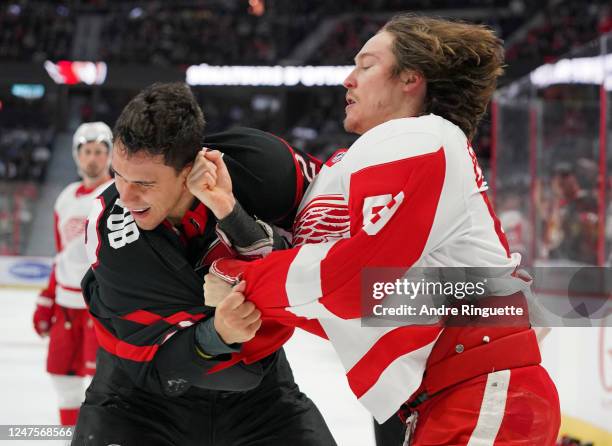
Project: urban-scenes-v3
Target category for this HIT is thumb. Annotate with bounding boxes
[233,280,246,293]
[206,151,229,175]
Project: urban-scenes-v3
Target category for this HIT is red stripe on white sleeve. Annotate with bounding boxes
[346,325,441,398]
[480,191,511,258]
[53,211,62,252]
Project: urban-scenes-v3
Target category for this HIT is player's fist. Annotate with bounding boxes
[33,296,55,337]
[186,148,235,219]
[203,273,233,307]
[213,281,262,345]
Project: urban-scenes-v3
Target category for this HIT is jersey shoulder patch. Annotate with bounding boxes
[325,149,348,167]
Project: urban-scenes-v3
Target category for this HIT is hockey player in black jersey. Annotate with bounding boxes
[71,82,335,445]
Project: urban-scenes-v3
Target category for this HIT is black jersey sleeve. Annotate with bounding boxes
[204,127,321,230]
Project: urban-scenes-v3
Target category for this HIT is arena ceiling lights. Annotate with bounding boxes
[186,64,353,87]
[44,60,108,86]
[529,53,612,90]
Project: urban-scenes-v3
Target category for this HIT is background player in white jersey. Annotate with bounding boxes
[204,13,560,446]
[32,122,113,426]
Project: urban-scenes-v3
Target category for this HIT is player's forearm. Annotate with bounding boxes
[216,200,291,257]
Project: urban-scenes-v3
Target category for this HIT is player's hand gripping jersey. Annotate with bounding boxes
[82,127,319,396]
[211,115,537,422]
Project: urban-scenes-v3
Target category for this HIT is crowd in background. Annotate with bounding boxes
[0,96,53,182]
[98,4,305,66]
[0,128,52,181]
[0,2,74,62]
[3,0,610,71]
[494,84,607,266]
[505,0,612,78]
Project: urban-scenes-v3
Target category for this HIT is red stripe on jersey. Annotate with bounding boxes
[53,212,62,252]
[346,325,441,398]
[122,309,205,326]
[480,191,511,257]
[164,312,205,325]
[92,317,158,362]
[75,183,97,197]
[121,310,161,325]
[57,282,82,293]
[467,141,510,257]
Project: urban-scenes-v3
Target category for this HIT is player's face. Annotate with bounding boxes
[343,31,412,135]
[111,143,191,230]
[77,142,109,179]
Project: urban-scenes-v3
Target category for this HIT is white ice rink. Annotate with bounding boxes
[0,288,374,446]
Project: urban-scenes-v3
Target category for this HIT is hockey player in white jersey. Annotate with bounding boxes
[32,122,113,426]
[204,14,561,446]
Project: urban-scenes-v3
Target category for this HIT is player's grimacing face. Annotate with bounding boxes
[111,143,190,230]
[77,141,109,179]
[343,31,410,135]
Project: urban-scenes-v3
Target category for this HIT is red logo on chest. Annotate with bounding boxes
[62,217,86,244]
[293,195,349,246]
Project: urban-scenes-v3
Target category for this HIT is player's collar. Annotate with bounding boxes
[179,200,209,240]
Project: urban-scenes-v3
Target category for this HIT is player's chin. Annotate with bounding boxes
[131,211,158,230]
[343,116,357,134]
[343,116,362,135]
[84,166,103,178]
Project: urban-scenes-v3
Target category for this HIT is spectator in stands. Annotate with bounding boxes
[546,162,598,264]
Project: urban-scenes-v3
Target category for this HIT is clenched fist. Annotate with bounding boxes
[203,272,233,307]
[186,148,235,219]
[213,281,262,345]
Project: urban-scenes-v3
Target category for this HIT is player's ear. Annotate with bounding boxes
[179,163,193,186]
[400,69,424,93]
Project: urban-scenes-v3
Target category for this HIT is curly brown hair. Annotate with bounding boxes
[382,14,504,140]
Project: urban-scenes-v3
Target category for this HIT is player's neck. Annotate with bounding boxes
[166,191,197,227]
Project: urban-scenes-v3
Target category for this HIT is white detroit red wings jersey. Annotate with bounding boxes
[49,180,113,308]
[233,114,530,422]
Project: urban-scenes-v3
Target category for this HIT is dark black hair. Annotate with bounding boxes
[114,82,205,172]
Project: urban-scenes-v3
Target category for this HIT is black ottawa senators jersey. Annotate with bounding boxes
[82,127,321,396]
